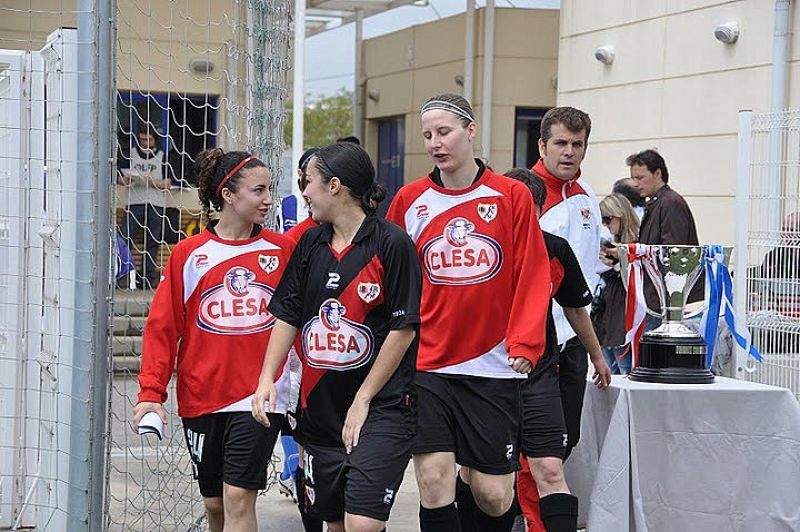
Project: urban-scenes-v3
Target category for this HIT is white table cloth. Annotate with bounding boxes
[564,376,800,532]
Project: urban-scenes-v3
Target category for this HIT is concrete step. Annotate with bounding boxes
[112,315,146,336]
[112,335,142,357]
[113,289,155,317]
[112,354,141,374]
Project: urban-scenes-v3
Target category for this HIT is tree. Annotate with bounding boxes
[283,89,354,149]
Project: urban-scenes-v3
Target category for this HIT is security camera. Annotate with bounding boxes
[594,46,615,65]
[714,22,739,44]
[190,58,214,74]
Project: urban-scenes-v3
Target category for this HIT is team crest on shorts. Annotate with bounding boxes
[302,298,374,370]
[477,203,498,223]
[258,254,279,274]
[421,217,503,286]
[357,282,381,303]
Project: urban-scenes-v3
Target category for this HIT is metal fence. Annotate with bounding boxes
[0,1,114,529]
[735,108,800,401]
[0,0,291,529]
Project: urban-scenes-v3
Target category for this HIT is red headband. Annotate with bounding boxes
[215,155,257,196]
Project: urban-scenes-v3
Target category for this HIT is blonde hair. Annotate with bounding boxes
[600,192,640,244]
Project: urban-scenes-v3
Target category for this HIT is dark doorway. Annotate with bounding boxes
[376,116,405,217]
[514,107,550,169]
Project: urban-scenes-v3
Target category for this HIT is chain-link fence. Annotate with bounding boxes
[735,108,800,401]
[0,0,291,529]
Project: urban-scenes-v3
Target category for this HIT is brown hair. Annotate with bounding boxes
[600,192,640,244]
[420,93,475,128]
[194,148,266,218]
[540,106,592,144]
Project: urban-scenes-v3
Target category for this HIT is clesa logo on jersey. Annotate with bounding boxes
[197,266,276,334]
[421,217,503,285]
[302,298,374,371]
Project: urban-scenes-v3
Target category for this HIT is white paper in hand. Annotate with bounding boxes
[138,411,165,440]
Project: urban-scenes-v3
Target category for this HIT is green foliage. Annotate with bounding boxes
[284,89,354,149]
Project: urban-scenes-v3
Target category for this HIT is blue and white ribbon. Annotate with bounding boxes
[700,244,763,368]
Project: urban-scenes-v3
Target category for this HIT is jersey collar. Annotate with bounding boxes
[318,213,378,245]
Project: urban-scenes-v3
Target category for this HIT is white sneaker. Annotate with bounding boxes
[277,475,296,502]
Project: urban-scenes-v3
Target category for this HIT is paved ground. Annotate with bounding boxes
[108,374,421,531]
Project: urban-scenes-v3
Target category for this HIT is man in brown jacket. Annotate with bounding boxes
[626,148,701,320]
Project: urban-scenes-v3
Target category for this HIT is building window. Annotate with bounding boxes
[514,107,550,169]
[117,91,218,186]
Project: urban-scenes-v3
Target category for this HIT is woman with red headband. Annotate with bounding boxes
[133,149,293,532]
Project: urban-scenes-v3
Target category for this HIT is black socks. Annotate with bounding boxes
[456,475,516,532]
[539,493,578,532]
[475,504,517,532]
[294,466,323,532]
[420,502,461,532]
[456,475,478,532]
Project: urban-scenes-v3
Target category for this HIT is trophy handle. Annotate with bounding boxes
[618,245,665,318]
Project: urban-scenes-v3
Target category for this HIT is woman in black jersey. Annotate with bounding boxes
[252,142,422,532]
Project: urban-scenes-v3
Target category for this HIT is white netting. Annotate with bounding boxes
[0,0,292,530]
[109,1,291,530]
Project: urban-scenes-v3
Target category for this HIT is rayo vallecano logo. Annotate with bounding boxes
[357,282,381,303]
[197,266,276,334]
[477,203,498,223]
[421,217,503,285]
[302,298,374,370]
[258,254,279,274]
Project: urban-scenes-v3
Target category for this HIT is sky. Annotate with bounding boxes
[303,0,560,97]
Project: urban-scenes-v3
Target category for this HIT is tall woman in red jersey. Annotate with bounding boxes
[385,94,552,532]
[253,142,421,532]
[133,149,293,532]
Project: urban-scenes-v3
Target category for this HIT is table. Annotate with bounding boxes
[564,376,800,532]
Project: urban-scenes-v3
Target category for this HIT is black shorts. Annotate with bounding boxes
[520,352,567,459]
[182,411,282,498]
[414,372,521,475]
[303,433,412,522]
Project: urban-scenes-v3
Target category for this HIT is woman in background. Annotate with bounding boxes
[594,192,641,374]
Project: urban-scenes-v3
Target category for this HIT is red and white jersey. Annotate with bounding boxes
[137,226,294,418]
[386,165,550,378]
[533,159,601,345]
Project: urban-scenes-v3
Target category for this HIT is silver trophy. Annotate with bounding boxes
[620,245,731,384]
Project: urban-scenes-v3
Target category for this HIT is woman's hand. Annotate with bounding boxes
[509,356,532,373]
[342,396,370,454]
[590,356,612,390]
[251,380,277,427]
[133,401,167,432]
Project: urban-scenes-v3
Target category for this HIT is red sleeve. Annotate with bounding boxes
[385,191,406,229]
[506,182,550,364]
[137,243,188,404]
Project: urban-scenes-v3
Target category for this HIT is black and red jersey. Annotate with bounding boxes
[386,165,550,378]
[541,232,593,364]
[545,232,592,309]
[269,214,422,447]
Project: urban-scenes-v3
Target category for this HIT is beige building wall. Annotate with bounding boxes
[0,1,256,210]
[0,1,243,144]
[362,8,560,182]
[557,0,800,245]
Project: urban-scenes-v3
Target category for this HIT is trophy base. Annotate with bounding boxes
[628,335,715,384]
